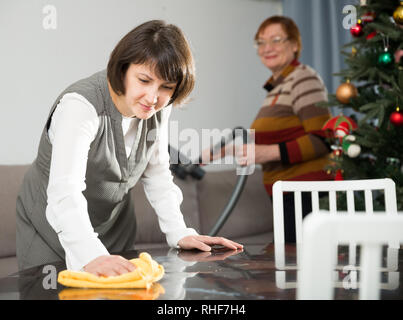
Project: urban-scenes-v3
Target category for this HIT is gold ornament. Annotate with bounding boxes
[336,80,358,104]
[352,47,357,57]
[393,1,403,25]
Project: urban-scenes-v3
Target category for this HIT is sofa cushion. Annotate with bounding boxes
[132,177,200,244]
[0,256,18,278]
[0,163,199,255]
[0,165,29,258]
[197,168,273,238]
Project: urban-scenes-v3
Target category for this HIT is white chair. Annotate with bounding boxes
[272,178,398,270]
[297,212,403,300]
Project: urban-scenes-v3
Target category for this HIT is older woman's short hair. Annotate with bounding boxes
[255,16,302,60]
[107,20,195,106]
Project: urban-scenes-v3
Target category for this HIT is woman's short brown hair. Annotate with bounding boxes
[107,20,195,106]
[254,16,302,60]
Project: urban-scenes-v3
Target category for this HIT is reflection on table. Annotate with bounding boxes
[0,243,401,300]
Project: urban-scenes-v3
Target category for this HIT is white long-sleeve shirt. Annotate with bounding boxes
[46,92,198,271]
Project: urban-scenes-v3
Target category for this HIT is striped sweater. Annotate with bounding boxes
[251,60,332,195]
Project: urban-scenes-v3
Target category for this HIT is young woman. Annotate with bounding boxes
[16,20,242,277]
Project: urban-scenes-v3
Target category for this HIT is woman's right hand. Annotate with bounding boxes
[83,255,136,277]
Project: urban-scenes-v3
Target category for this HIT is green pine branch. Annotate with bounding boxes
[321,0,403,209]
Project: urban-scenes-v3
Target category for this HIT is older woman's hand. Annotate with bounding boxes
[178,235,243,251]
[199,143,236,165]
[235,144,280,166]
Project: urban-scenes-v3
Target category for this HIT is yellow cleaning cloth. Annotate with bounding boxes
[58,283,165,300]
[57,252,164,289]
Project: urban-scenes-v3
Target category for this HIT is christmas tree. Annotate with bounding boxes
[321,0,403,210]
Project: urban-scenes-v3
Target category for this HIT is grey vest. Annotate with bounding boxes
[16,70,168,269]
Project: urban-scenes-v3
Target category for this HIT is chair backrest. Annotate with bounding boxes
[297,212,403,300]
[272,178,398,269]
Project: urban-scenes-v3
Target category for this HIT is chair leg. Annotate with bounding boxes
[359,244,382,300]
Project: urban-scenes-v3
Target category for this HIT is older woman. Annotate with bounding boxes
[250,16,332,242]
[16,20,243,277]
[205,16,332,242]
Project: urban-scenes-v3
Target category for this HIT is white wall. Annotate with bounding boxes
[0,0,282,164]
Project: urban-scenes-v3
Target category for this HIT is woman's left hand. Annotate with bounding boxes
[178,247,243,262]
[177,235,243,251]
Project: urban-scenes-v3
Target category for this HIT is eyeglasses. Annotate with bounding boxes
[254,36,289,50]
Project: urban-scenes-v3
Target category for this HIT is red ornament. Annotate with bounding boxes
[366,31,377,40]
[335,169,344,181]
[390,108,403,126]
[395,49,403,64]
[350,23,363,37]
[322,115,358,140]
[361,12,375,25]
[332,147,342,157]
